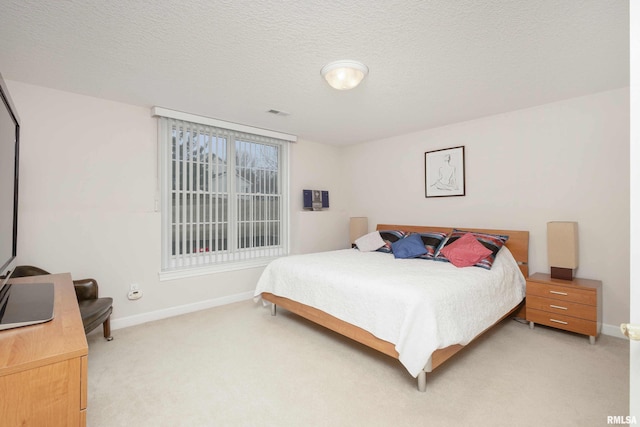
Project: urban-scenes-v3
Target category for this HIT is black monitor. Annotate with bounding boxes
[0,74,55,331]
[0,72,20,287]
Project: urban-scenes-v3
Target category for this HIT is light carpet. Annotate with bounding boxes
[86,300,629,427]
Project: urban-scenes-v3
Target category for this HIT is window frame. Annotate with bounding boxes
[153,107,295,280]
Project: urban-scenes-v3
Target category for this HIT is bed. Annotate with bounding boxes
[254,224,529,391]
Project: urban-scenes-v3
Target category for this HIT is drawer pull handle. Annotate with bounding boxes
[550,319,568,325]
[549,304,568,310]
[549,291,568,296]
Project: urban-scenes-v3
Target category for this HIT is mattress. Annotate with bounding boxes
[254,247,525,377]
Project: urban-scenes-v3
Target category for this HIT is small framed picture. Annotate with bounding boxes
[425,146,465,198]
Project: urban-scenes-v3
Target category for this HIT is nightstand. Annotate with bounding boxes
[526,272,602,344]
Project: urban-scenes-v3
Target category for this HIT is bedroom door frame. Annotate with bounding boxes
[630,2,638,419]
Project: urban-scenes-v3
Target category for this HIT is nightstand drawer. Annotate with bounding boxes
[526,295,596,321]
[527,308,597,336]
[526,281,596,305]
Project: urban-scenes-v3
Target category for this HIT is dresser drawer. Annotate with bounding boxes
[526,295,596,321]
[527,308,597,336]
[526,281,596,305]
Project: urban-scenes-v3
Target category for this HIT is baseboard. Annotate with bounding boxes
[602,322,626,339]
[110,291,255,330]
[110,295,628,340]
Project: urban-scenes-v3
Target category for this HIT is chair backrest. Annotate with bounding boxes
[9,265,51,278]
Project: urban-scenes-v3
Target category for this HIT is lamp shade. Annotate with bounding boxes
[349,217,368,243]
[321,60,368,90]
[547,221,579,279]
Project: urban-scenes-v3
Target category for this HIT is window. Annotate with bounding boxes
[154,108,294,277]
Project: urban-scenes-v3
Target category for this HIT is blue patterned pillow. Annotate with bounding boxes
[434,229,509,269]
[376,230,407,253]
[391,233,428,259]
[413,232,449,259]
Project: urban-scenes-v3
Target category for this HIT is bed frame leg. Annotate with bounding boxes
[271,303,277,316]
[417,371,427,392]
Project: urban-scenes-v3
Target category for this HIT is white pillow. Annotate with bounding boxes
[355,231,386,252]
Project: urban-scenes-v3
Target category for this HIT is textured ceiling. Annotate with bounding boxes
[0,0,629,145]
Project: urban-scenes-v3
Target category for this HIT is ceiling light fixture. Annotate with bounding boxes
[320,60,369,90]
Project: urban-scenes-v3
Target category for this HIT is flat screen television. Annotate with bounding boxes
[0,73,54,331]
[0,73,20,286]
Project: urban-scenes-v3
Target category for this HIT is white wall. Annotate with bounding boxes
[289,139,350,254]
[7,80,348,327]
[7,79,629,333]
[343,88,630,331]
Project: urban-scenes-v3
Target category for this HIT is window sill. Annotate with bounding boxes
[158,256,282,281]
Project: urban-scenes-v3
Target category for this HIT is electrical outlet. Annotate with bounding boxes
[128,283,143,300]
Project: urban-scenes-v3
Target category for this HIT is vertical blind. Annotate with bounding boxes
[155,110,292,273]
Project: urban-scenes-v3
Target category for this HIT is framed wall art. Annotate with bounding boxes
[425,146,465,198]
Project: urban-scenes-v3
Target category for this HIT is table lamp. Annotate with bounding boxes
[349,217,368,246]
[547,221,579,280]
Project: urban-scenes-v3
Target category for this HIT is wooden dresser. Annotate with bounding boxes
[526,272,602,344]
[0,273,88,426]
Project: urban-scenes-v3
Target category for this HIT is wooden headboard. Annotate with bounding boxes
[376,224,529,277]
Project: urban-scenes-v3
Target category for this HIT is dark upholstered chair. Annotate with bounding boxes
[10,265,113,341]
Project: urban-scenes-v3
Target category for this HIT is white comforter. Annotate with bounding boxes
[254,247,525,377]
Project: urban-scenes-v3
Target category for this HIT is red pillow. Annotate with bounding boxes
[439,233,492,268]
